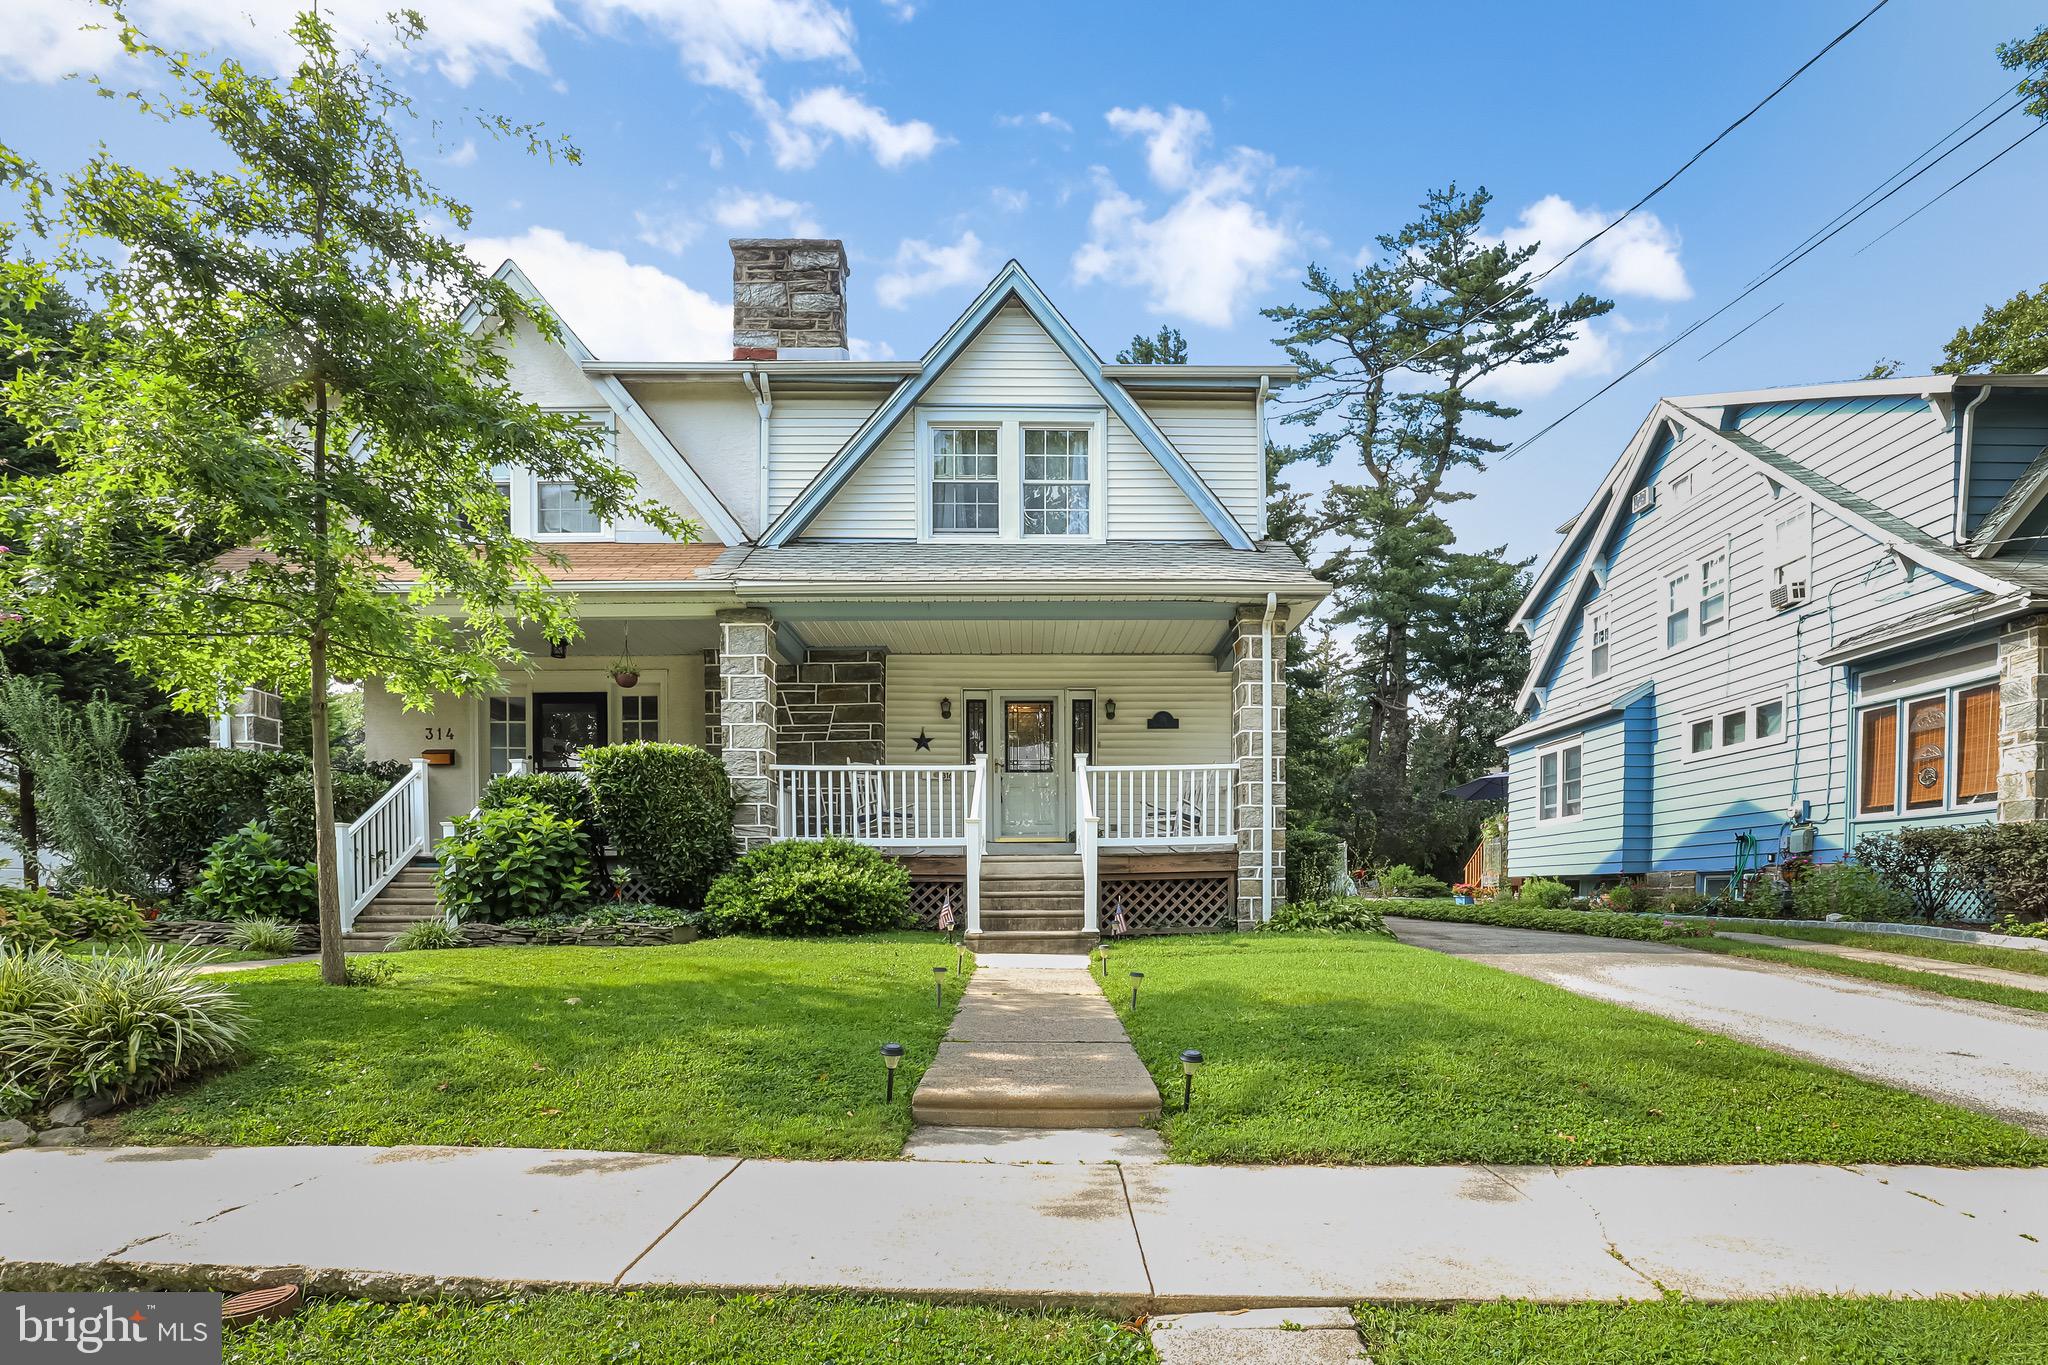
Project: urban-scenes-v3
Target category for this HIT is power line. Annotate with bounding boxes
[1855,119,2048,255]
[1282,0,1894,402]
[1695,302,1785,362]
[1499,103,2040,462]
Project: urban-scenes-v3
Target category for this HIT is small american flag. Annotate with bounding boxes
[1110,898,1127,937]
[937,890,956,933]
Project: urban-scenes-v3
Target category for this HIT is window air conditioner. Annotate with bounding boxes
[1769,579,1809,611]
[1629,487,1656,515]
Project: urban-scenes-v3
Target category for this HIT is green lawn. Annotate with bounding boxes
[61,941,286,965]
[224,1294,1150,1364]
[1357,1297,2048,1364]
[1724,922,2048,977]
[1691,936,2048,1014]
[1100,934,2048,1166]
[116,936,967,1159]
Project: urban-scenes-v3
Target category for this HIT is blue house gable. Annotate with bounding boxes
[1505,374,2048,899]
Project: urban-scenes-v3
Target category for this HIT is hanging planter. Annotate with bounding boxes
[610,632,639,689]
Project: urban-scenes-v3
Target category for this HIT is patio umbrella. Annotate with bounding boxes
[1444,772,1507,802]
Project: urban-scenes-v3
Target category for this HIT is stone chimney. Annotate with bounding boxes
[731,238,850,360]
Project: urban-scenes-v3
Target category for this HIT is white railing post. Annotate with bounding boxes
[964,753,986,937]
[335,822,357,932]
[408,757,430,845]
[1076,752,1099,935]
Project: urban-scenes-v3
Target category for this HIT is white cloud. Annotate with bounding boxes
[875,230,988,309]
[633,208,702,255]
[848,336,897,360]
[1073,105,1296,328]
[773,86,946,169]
[710,188,822,236]
[1473,321,1621,401]
[997,110,1072,134]
[443,138,479,168]
[989,186,1030,213]
[878,0,917,19]
[465,227,729,360]
[1499,194,1691,302]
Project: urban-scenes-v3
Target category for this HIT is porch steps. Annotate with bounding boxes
[964,855,1099,956]
[340,862,445,953]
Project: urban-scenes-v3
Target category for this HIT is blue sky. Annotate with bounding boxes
[3,0,2044,564]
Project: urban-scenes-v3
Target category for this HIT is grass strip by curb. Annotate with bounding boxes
[1364,897,1701,943]
[1689,936,2048,1014]
[1720,922,2048,977]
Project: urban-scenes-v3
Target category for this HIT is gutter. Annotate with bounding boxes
[1952,384,1995,545]
[1817,591,2039,665]
[1262,591,1276,924]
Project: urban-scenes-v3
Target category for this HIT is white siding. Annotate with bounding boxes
[767,394,876,523]
[1139,396,1262,536]
[1106,419,1218,539]
[809,416,916,538]
[924,302,1102,406]
[884,655,1230,766]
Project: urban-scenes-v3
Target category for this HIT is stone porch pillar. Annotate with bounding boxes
[1230,603,1289,926]
[1998,614,2048,822]
[718,608,779,848]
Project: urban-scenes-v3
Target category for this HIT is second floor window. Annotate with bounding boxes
[536,478,601,535]
[1587,607,1611,679]
[931,428,1000,534]
[1664,545,1729,650]
[1022,428,1091,536]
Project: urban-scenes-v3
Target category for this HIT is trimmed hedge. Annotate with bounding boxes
[581,743,734,908]
[1369,897,1709,943]
[703,838,909,936]
[140,748,307,889]
[0,886,147,948]
[262,771,388,865]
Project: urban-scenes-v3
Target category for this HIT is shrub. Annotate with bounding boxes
[140,748,306,889]
[1854,827,1982,920]
[0,679,151,899]
[1286,829,1346,904]
[435,798,592,923]
[1949,822,2048,924]
[580,743,734,908]
[500,903,701,933]
[1604,882,1651,914]
[1789,861,1910,922]
[192,823,317,922]
[342,957,399,987]
[1991,914,2048,940]
[0,886,146,947]
[1377,863,1450,898]
[483,771,599,837]
[1662,891,1707,915]
[0,943,249,1106]
[225,917,302,957]
[262,771,389,865]
[386,918,464,951]
[338,756,413,786]
[1364,897,1707,943]
[1262,898,1389,934]
[1516,877,1571,909]
[702,838,909,936]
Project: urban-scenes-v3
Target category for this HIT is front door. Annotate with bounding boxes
[997,698,1063,839]
[533,692,607,771]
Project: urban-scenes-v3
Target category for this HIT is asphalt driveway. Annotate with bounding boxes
[1385,917,2048,1135]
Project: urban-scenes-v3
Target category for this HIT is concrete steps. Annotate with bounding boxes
[969,856,1096,955]
[341,862,444,952]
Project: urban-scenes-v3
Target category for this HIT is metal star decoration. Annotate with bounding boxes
[913,730,933,750]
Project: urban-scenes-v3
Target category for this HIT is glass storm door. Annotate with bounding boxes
[997,699,1062,839]
[534,693,606,771]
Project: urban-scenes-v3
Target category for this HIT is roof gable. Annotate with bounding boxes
[759,260,1254,550]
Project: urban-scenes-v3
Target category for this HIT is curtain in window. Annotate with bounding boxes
[1906,697,1947,809]
[1956,684,1998,803]
[1859,707,1896,814]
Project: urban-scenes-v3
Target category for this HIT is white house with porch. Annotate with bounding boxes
[351,239,1327,951]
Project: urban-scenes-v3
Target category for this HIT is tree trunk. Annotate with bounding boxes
[1385,620,1413,777]
[17,760,38,890]
[311,374,345,986]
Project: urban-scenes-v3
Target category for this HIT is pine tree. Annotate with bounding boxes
[1115,326,1189,364]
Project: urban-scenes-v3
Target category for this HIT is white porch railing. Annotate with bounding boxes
[337,758,431,933]
[1075,753,1100,934]
[1084,763,1237,848]
[775,758,988,933]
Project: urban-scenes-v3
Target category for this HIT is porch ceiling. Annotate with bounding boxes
[510,617,722,658]
[778,600,1234,655]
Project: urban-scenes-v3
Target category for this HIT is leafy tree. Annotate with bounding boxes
[1937,282,2048,376]
[0,9,689,983]
[1115,326,1189,365]
[0,675,147,896]
[1859,359,1903,380]
[2003,23,2048,120]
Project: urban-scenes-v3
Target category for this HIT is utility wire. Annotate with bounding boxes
[1283,0,1895,400]
[1855,119,2048,254]
[1500,103,2039,462]
[1695,302,1785,362]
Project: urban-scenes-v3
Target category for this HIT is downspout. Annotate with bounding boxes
[1952,385,1993,546]
[1255,374,1271,532]
[1262,590,1277,922]
[742,370,773,541]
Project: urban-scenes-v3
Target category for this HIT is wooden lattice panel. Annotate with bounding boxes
[1101,876,1234,935]
[909,877,966,929]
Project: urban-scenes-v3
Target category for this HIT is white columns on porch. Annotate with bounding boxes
[1230,602,1289,926]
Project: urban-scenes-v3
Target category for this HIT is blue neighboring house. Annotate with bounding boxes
[1504,372,2048,900]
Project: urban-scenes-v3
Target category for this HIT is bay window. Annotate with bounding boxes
[1856,681,1997,816]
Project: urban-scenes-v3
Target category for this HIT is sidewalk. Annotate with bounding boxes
[1716,931,2048,993]
[4,1145,2042,1306]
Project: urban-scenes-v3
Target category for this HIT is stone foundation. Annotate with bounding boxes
[460,922,699,948]
[775,647,885,764]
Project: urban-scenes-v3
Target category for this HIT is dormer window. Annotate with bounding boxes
[930,428,1000,534]
[537,478,601,534]
[1022,428,1091,537]
[919,409,1106,543]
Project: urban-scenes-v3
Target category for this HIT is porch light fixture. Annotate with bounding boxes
[933,965,948,1006]
[939,698,952,720]
[548,639,568,659]
[881,1042,904,1101]
[1104,700,1117,720]
[1180,1049,1204,1111]
[1129,970,1144,1011]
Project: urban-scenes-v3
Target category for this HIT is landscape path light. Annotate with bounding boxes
[881,1042,904,1102]
[1180,1049,1204,1112]
[1129,970,1144,1011]
[933,965,948,1007]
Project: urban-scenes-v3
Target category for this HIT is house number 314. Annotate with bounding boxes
[424,726,456,741]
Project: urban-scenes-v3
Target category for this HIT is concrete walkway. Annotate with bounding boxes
[190,954,316,976]
[4,1145,2044,1305]
[1716,931,2048,994]
[910,956,1160,1128]
[1387,916,2048,1134]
